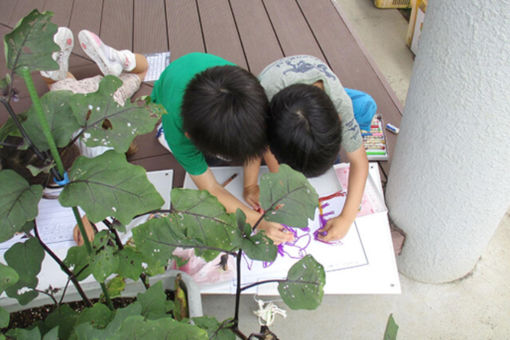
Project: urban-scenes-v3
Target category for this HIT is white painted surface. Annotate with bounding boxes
[386,0,510,282]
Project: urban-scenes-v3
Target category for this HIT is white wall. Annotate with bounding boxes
[386,0,510,283]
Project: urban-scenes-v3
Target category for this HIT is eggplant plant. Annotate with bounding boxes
[0,10,325,340]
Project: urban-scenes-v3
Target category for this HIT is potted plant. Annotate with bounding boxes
[1,10,326,339]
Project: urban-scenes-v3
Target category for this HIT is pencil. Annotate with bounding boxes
[221,173,238,187]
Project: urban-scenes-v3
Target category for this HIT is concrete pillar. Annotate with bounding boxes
[386,0,510,283]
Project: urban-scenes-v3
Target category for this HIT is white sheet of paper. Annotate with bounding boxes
[184,164,401,294]
[143,52,171,82]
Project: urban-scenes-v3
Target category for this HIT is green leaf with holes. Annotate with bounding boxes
[64,245,92,281]
[4,238,44,305]
[22,90,79,151]
[69,76,162,153]
[170,188,237,261]
[233,209,276,262]
[59,151,164,225]
[90,246,119,283]
[278,255,325,310]
[0,169,43,242]
[117,246,144,281]
[4,9,59,74]
[260,164,318,229]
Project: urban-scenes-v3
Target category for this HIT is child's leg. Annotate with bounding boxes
[129,53,149,82]
[40,27,74,82]
[78,30,137,77]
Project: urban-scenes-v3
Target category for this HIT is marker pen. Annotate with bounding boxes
[386,123,400,134]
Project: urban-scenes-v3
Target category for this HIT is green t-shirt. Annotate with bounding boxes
[151,53,235,175]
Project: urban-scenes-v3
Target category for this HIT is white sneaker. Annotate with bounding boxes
[40,27,74,81]
[78,30,135,76]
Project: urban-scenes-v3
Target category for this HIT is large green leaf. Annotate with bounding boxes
[22,90,79,151]
[192,316,236,340]
[0,263,19,293]
[260,164,318,228]
[6,327,41,340]
[73,302,142,340]
[170,188,237,261]
[132,218,184,268]
[59,151,164,224]
[64,245,92,281]
[278,255,325,310]
[75,303,113,330]
[117,246,144,280]
[114,316,208,340]
[233,209,276,262]
[0,169,43,242]
[4,238,44,305]
[90,246,119,283]
[137,281,173,320]
[40,305,78,340]
[42,327,59,340]
[69,76,161,153]
[4,10,59,74]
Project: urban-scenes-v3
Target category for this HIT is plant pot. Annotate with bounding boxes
[0,270,203,318]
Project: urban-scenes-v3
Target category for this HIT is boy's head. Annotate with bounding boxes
[182,65,268,163]
[268,83,341,177]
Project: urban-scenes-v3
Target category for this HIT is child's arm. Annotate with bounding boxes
[318,147,368,241]
[242,149,280,210]
[243,157,262,210]
[193,168,294,244]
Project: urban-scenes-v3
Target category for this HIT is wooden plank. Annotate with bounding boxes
[0,0,17,26]
[8,0,46,28]
[229,0,283,74]
[196,0,246,68]
[133,0,168,54]
[101,0,133,51]
[263,0,324,58]
[44,0,74,27]
[297,0,402,171]
[165,0,204,60]
[69,0,103,59]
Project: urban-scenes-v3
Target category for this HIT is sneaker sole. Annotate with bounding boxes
[78,30,119,76]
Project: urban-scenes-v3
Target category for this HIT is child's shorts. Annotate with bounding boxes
[49,73,141,106]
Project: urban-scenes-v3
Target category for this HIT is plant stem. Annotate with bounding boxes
[233,328,249,340]
[20,67,65,177]
[104,219,150,289]
[71,207,114,310]
[240,279,284,292]
[233,249,243,328]
[33,222,93,307]
[33,288,58,306]
[241,279,318,292]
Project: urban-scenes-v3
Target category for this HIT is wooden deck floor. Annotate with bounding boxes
[0,0,402,188]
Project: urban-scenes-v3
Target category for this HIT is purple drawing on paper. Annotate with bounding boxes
[243,192,345,270]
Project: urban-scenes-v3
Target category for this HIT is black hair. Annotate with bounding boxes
[268,83,342,177]
[181,65,268,163]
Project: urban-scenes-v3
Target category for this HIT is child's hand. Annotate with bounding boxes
[256,220,294,245]
[317,215,352,242]
[243,184,261,211]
